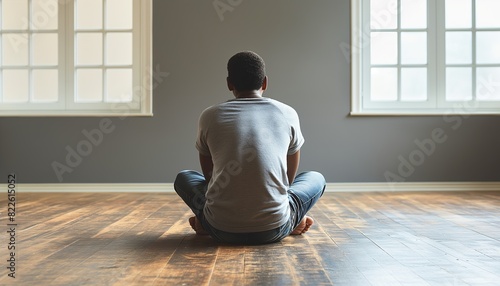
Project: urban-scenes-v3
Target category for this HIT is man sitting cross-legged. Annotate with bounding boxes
[174,51,326,245]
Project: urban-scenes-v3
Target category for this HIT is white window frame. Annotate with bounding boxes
[351,0,500,116]
[0,0,152,117]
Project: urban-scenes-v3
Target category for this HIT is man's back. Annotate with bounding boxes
[196,97,304,233]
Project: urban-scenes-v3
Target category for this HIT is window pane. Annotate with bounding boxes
[476,32,500,64]
[446,32,472,64]
[477,68,500,101]
[446,0,472,28]
[401,0,427,29]
[2,34,29,66]
[32,69,58,102]
[76,0,103,30]
[2,0,28,30]
[370,0,398,29]
[32,0,58,30]
[401,68,427,101]
[32,33,58,66]
[476,0,500,28]
[446,68,472,101]
[2,70,29,103]
[76,69,103,102]
[370,32,398,65]
[401,32,427,64]
[106,0,133,29]
[371,68,398,101]
[106,33,132,65]
[76,33,103,65]
[106,69,133,102]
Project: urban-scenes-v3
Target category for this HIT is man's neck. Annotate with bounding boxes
[234,90,262,99]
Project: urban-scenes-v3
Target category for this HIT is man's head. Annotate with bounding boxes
[227,51,266,92]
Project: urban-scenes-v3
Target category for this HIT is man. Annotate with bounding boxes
[174,51,325,245]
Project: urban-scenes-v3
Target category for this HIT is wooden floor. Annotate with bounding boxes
[0,191,499,285]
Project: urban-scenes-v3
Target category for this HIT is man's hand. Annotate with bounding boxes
[287,150,300,185]
[199,153,214,182]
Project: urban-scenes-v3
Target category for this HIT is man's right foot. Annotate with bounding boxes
[291,216,314,235]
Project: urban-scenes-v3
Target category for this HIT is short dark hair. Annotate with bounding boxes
[227,51,266,91]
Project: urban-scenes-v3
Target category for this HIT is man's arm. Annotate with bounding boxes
[199,153,214,182]
[287,150,300,185]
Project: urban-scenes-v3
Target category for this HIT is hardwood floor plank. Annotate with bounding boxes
[241,243,296,285]
[52,218,182,285]
[112,214,194,285]
[207,245,246,285]
[309,205,374,285]
[151,235,219,285]
[282,235,334,285]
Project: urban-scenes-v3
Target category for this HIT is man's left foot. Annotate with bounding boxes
[189,216,209,235]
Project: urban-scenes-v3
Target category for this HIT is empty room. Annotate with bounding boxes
[0,0,499,285]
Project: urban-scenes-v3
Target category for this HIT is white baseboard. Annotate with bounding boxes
[326,182,500,192]
[15,182,500,193]
[17,183,175,193]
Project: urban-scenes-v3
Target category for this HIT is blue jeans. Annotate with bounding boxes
[174,170,326,245]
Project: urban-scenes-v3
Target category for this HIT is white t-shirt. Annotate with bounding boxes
[196,97,304,233]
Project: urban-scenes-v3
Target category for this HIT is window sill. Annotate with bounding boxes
[350,110,500,116]
[0,111,154,117]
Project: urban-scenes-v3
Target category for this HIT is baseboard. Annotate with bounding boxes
[17,183,175,193]
[326,182,500,192]
[15,182,500,193]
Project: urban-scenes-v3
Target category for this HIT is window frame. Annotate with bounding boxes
[350,0,500,116]
[0,0,152,117]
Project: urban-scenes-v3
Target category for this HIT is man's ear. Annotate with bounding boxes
[261,76,268,91]
[227,77,234,91]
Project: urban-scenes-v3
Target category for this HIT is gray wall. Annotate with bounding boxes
[1,0,500,183]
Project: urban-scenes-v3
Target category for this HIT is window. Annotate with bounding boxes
[0,0,152,116]
[351,0,500,115]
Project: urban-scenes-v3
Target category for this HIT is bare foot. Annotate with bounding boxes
[291,216,314,235]
[189,216,209,235]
